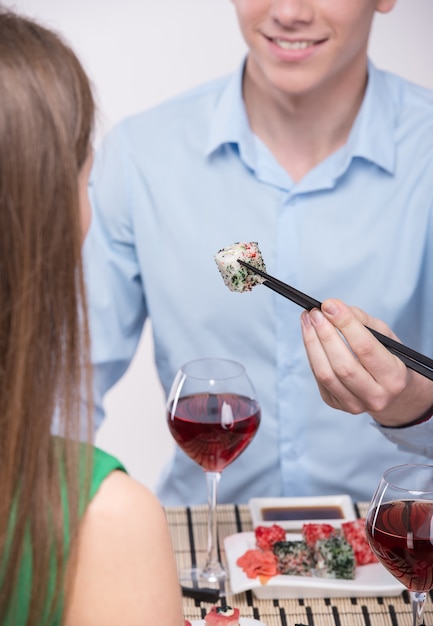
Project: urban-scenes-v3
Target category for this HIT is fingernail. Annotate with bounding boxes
[310,309,324,326]
[301,311,311,328]
[322,300,338,316]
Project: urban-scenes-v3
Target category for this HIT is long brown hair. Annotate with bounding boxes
[0,11,95,623]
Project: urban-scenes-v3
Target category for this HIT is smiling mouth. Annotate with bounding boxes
[271,38,321,50]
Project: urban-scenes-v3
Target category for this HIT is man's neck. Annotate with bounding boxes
[242,62,368,183]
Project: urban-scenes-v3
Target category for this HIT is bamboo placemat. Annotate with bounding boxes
[165,503,433,626]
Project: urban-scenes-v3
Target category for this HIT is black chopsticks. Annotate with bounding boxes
[238,260,433,382]
[181,585,220,603]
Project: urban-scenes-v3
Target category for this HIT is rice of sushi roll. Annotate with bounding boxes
[214,242,266,293]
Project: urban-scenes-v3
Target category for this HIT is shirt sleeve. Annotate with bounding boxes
[83,124,148,428]
[372,419,433,460]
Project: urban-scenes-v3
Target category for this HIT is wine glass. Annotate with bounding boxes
[166,357,260,588]
[365,464,433,626]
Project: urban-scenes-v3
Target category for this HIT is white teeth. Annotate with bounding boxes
[274,39,313,50]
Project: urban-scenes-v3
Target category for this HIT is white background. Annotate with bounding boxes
[4,0,433,491]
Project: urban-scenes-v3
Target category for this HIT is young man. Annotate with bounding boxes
[85,0,433,504]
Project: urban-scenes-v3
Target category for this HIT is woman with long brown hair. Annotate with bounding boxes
[0,10,184,625]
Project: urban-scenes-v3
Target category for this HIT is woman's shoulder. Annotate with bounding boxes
[65,465,183,625]
[76,442,167,538]
[88,467,165,524]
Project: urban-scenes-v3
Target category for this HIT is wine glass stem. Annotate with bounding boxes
[203,471,223,577]
[411,591,427,626]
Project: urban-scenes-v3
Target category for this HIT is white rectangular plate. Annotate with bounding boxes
[224,532,405,599]
[249,495,356,531]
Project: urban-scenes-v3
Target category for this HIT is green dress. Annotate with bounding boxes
[4,444,126,625]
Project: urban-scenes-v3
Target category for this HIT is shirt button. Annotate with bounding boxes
[285,445,300,460]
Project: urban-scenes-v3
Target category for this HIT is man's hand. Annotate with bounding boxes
[301,298,433,427]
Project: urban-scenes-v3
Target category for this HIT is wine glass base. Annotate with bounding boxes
[179,565,229,599]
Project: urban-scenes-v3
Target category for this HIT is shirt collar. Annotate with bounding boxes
[205,58,396,176]
[205,59,252,158]
[341,60,396,175]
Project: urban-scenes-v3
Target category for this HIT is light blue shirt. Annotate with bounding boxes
[376,421,433,459]
[84,59,433,505]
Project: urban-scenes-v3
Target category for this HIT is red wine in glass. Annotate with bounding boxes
[167,392,260,472]
[366,500,433,592]
[366,464,433,626]
[166,358,261,590]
